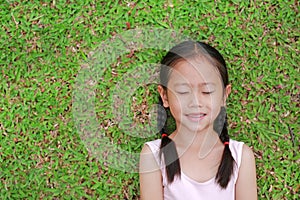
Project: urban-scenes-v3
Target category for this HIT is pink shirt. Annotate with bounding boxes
[145,139,244,200]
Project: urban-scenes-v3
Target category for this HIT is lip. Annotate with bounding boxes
[185,113,207,122]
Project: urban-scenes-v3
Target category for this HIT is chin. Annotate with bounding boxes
[184,123,212,133]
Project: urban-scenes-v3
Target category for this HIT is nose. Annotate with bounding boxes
[189,91,203,108]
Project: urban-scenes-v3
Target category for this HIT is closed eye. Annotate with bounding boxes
[176,91,189,94]
[202,91,214,94]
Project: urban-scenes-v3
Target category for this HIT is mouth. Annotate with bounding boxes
[185,113,207,121]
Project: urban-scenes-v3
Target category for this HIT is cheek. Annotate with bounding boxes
[205,94,224,119]
[209,94,224,118]
[168,94,185,117]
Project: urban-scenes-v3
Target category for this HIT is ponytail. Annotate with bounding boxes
[215,110,235,189]
[158,96,181,183]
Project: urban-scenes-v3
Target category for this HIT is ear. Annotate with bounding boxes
[158,85,169,108]
[223,84,231,106]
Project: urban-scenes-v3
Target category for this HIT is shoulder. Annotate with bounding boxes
[144,139,161,150]
[241,143,255,163]
[229,139,253,157]
[139,139,162,173]
[240,143,256,177]
[140,138,161,154]
[239,143,256,173]
[235,143,258,199]
[229,139,244,148]
[139,140,164,200]
[228,139,244,167]
[229,139,255,167]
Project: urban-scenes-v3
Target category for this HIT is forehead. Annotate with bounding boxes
[168,58,222,86]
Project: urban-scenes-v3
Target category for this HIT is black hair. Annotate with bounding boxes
[158,40,234,189]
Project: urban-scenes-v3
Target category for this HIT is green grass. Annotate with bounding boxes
[0,0,299,199]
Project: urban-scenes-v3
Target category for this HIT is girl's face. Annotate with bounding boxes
[159,57,231,133]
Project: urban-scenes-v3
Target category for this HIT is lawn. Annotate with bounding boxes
[0,0,299,199]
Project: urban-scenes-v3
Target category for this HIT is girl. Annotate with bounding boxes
[139,41,257,200]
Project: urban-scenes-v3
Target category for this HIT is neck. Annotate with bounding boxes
[171,125,221,157]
